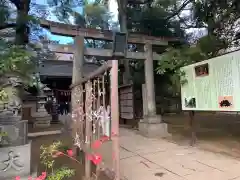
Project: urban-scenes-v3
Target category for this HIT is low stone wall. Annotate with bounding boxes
[0,141,31,179]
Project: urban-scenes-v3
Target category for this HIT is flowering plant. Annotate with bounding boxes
[15,141,75,180]
[15,134,111,180]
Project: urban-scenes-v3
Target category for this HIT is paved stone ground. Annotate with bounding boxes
[119,128,240,180]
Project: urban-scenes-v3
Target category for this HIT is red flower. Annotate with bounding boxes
[39,172,47,180]
[91,154,102,165]
[67,149,73,157]
[91,140,102,149]
[15,176,21,180]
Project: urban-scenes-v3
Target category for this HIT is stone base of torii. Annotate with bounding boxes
[138,43,170,138]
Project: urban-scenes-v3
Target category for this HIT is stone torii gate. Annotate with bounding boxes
[40,19,174,138]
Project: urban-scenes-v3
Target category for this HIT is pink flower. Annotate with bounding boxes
[67,149,73,157]
[41,172,47,177]
[38,172,47,180]
[91,154,102,165]
[28,177,32,180]
[15,176,21,180]
[91,140,102,149]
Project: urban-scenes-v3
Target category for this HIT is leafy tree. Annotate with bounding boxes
[154,0,240,98]
[0,0,53,106]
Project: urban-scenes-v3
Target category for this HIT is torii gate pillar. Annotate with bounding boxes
[138,43,169,137]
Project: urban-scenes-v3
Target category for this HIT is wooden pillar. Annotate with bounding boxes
[144,43,157,116]
[85,81,92,179]
[111,60,120,180]
[72,36,84,85]
[71,36,84,157]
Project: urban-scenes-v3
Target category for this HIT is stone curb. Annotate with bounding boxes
[28,130,62,137]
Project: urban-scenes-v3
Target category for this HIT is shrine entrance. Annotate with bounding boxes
[40,19,177,180]
[71,60,118,179]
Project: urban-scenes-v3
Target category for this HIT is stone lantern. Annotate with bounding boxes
[31,83,51,128]
[43,86,53,101]
[0,75,31,180]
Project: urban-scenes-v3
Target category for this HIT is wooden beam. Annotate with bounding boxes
[49,44,160,60]
[40,19,177,46]
[70,61,112,89]
[53,48,161,60]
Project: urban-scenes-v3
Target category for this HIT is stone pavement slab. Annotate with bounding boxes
[184,169,239,180]
[118,128,240,180]
[120,156,184,180]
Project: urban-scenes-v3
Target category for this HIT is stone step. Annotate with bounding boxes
[34,121,50,125]
[35,121,51,124]
[35,117,51,121]
[34,123,51,128]
[33,117,51,121]
[34,119,51,128]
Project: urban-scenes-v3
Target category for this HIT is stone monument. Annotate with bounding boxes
[0,93,31,179]
[32,84,51,128]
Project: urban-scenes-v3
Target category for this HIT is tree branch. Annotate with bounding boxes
[0,23,16,30]
[166,0,193,21]
[177,14,206,29]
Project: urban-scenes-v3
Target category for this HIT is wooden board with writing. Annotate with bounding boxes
[181,50,240,111]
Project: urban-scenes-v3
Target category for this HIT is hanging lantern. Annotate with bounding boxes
[112,32,128,58]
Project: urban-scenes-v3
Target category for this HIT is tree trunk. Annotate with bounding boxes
[117,0,131,84]
[15,0,30,45]
[2,0,31,115]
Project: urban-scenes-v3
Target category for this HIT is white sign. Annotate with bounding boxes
[181,50,240,111]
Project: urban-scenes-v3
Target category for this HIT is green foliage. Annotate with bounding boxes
[46,167,75,180]
[40,141,75,180]
[0,39,35,85]
[126,0,186,38]
[0,131,8,146]
[0,0,10,26]
[192,0,240,36]
[0,131,8,138]
[0,89,8,101]
[156,34,229,93]
[197,35,228,57]
[156,46,205,74]
[156,34,226,76]
[84,3,109,29]
[40,141,62,169]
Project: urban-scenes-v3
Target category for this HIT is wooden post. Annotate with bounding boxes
[110,60,120,180]
[72,36,84,85]
[189,111,196,146]
[85,81,92,180]
[71,36,84,161]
